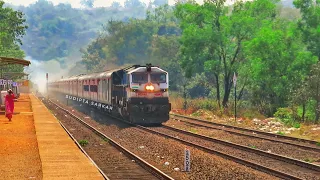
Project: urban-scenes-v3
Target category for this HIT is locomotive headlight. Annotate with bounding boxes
[145,85,155,91]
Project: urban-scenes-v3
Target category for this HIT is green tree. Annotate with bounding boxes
[0,1,27,47]
[0,1,27,58]
[0,1,28,77]
[302,62,320,123]
[175,0,278,108]
[293,0,320,60]
[15,0,147,61]
[244,20,317,115]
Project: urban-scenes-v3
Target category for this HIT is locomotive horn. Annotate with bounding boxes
[146,63,152,72]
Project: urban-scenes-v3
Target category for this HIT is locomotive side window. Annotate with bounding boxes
[132,73,148,83]
[151,73,166,83]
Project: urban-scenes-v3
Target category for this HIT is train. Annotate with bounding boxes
[48,64,171,125]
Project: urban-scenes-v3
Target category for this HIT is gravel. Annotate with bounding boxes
[46,101,160,180]
[151,126,320,179]
[46,98,278,180]
[165,119,320,164]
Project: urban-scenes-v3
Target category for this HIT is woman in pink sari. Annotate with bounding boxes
[5,89,15,121]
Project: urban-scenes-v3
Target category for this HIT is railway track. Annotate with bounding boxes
[43,96,320,179]
[170,113,320,152]
[137,125,320,180]
[41,97,174,180]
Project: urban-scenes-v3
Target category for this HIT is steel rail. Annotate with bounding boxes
[43,96,306,180]
[135,125,303,180]
[35,95,110,180]
[161,124,320,172]
[58,120,110,180]
[48,99,174,180]
[171,115,320,152]
[170,113,320,146]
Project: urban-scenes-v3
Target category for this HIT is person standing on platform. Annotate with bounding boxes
[5,89,15,121]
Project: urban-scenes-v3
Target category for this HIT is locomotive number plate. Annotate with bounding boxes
[137,92,147,96]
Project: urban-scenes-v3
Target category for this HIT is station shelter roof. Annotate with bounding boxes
[0,57,31,66]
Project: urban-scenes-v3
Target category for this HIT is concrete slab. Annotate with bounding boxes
[30,94,104,180]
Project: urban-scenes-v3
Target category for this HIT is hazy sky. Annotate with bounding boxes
[3,0,205,7]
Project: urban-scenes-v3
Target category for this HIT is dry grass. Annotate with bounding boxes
[170,95,320,143]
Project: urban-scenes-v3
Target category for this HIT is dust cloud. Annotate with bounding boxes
[24,56,85,93]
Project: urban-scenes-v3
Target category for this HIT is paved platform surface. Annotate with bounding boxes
[0,94,104,180]
[30,94,104,180]
[0,94,42,180]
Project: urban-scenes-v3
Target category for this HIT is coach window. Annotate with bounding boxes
[90,85,98,92]
[151,73,166,83]
[83,85,89,91]
[132,73,148,83]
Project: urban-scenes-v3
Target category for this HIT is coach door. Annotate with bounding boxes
[102,79,107,103]
[98,79,102,102]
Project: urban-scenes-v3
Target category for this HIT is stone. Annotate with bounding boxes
[174,168,180,171]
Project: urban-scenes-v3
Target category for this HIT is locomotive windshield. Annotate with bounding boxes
[151,73,166,83]
[132,73,148,83]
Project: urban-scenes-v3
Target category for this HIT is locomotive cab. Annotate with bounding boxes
[124,65,171,124]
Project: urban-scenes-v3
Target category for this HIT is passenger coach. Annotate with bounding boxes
[48,64,171,124]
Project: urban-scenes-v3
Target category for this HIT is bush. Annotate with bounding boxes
[187,98,219,112]
[78,140,89,146]
[274,107,301,128]
[240,108,265,120]
[296,100,316,122]
[274,107,294,125]
[292,122,301,128]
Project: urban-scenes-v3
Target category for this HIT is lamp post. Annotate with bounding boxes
[46,73,48,98]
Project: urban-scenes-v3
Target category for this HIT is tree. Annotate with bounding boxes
[80,0,94,8]
[292,82,309,122]
[111,2,121,8]
[175,0,279,108]
[80,4,182,91]
[303,62,320,123]
[293,0,320,60]
[0,1,28,46]
[153,0,169,6]
[18,0,147,61]
[0,1,28,77]
[124,0,143,8]
[0,1,27,58]
[244,20,317,115]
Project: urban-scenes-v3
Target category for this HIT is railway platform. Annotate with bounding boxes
[0,93,104,180]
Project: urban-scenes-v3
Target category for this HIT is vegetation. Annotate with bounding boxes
[78,0,320,124]
[0,1,28,77]
[78,139,89,146]
[12,0,149,61]
[304,158,315,163]
[3,0,320,124]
